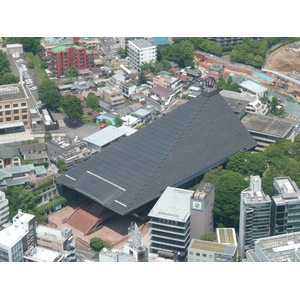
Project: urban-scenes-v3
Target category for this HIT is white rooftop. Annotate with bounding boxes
[0,226,26,247]
[83,125,137,147]
[24,246,62,262]
[148,187,193,222]
[239,80,268,94]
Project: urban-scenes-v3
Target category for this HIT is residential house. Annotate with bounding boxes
[19,143,48,163]
[0,146,22,169]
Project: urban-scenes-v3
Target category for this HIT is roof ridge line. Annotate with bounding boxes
[125,95,210,213]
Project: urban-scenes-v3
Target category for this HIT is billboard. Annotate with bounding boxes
[192,200,202,210]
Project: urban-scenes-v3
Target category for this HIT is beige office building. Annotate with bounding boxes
[0,83,30,133]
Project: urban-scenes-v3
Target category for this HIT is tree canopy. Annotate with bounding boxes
[66,65,79,78]
[86,92,99,110]
[38,80,62,111]
[215,76,240,92]
[160,40,195,68]
[0,50,19,85]
[90,237,110,252]
[2,37,43,55]
[204,137,300,230]
[61,95,83,121]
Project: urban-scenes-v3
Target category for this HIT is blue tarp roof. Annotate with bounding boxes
[151,37,170,46]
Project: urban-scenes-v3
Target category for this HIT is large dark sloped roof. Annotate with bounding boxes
[57,88,257,215]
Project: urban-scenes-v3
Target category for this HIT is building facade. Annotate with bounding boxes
[101,87,124,107]
[271,177,300,236]
[188,238,237,262]
[0,83,30,132]
[190,181,214,239]
[0,210,36,262]
[239,175,272,258]
[148,187,194,259]
[127,39,157,70]
[0,146,21,169]
[48,43,95,78]
[0,190,9,225]
[36,225,74,253]
[153,73,182,95]
[47,136,93,168]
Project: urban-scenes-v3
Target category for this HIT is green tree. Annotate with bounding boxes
[200,232,217,242]
[137,71,147,85]
[56,160,68,173]
[114,117,124,127]
[3,37,43,55]
[38,80,62,111]
[61,95,83,121]
[44,131,52,142]
[0,73,19,85]
[90,237,110,252]
[40,61,48,69]
[118,47,127,58]
[86,93,99,109]
[66,65,79,78]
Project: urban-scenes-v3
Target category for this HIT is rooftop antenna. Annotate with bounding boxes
[127,222,142,249]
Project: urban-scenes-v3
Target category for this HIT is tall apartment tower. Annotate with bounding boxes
[0,190,9,225]
[127,39,156,70]
[271,177,300,236]
[239,175,272,258]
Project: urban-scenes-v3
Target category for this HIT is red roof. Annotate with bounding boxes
[205,74,220,80]
[79,68,91,74]
[177,75,189,82]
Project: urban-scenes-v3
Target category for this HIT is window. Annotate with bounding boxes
[196,253,200,256]
[21,103,26,107]
[6,117,11,121]
[202,253,207,257]
[14,116,19,121]
[13,103,18,107]
[5,111,10,115]
[14,110,19,114]
[22,115,27,119]
[21,109,27,113]
[5,105,10,109]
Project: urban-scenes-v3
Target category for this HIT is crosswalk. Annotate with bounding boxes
[287,114,300,122]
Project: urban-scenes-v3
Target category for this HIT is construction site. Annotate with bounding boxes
[195,41,300,101]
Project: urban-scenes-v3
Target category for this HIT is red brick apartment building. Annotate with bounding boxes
[49,38,95,78]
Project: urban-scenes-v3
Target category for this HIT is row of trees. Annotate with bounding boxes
[172,37,223,56]
[2,37,43,55]
[0,50,19,85]
[203,137,300,230]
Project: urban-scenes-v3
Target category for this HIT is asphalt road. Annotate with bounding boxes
[76,245,99,262]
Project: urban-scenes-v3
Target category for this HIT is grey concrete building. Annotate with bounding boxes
[246,232,300,262]
[271,177,300,236]
[148,187,194,259]
[241,113,297,151]
[239,175,272,258]
[0,190,9,225]
[190,181,214,240]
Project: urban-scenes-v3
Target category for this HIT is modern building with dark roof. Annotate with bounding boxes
[57,88,257,216]
[241,113,297,151]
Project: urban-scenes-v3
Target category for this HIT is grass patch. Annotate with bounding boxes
[26,52,48,84]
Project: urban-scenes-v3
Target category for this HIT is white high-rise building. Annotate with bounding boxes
[239,175,272,258]
[0,190,9,225]
[127,39,156,70]
[0,210,36,262]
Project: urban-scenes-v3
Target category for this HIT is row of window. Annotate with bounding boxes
[0,115,27,122]
[0,103,27,109]
[0,109,27,115]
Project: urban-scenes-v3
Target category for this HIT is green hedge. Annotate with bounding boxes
[36,195,68,215]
